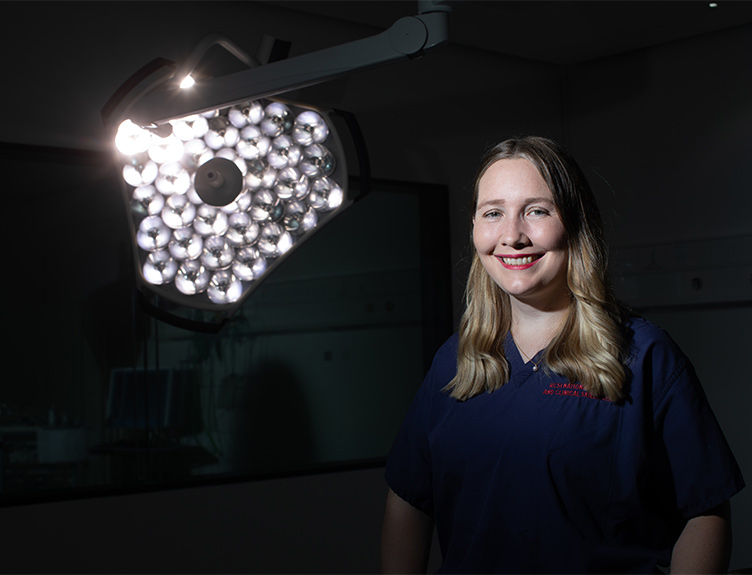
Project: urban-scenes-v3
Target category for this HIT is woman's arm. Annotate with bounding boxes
[381,488,435,574]
[670,500,732,574]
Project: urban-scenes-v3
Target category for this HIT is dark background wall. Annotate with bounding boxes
[0,1,750,572]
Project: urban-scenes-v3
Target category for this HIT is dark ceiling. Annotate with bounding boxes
[265,0,752,65]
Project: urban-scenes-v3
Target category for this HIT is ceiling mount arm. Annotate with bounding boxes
[127,11,449,127]
[174,33,262,87]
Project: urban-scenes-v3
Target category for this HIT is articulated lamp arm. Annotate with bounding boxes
[127,11,449,127]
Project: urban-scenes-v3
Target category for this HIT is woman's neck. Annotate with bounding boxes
[509,298,569,358]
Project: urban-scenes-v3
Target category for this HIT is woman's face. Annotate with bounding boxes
[473,158,569,310]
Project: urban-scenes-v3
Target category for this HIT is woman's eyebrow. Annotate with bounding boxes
[476,197,554,210]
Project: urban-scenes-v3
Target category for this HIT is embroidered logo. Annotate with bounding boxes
[543,382,611,401]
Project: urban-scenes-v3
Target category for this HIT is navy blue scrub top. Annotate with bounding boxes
[385,317,744,574]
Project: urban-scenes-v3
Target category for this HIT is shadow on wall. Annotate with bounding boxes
[234,361,318,471]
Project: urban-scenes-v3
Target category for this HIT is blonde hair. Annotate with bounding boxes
[445,137,628,402]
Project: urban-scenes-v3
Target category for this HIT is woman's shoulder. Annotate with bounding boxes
[624,315,691,381]
[625,315,682,352]
[430,332,460,372]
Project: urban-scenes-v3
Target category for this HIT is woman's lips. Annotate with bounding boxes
[495,254,543,269]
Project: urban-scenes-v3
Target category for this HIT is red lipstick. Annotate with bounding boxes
[495,254,543,270]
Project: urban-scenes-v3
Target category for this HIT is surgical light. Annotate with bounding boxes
[103,4,449,329]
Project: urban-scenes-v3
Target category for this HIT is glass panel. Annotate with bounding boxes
[0,145,452,503]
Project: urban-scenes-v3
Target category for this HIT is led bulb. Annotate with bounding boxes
[137,215,172,251]
[308,177,344,211]
[123,157,158,187]
[244,159,277,190]
[179,75,196,89]
[250,189,283,222]
[161,194,196,229]
[228,101,264,128]
[131,185,165,217]
[226,212,260,246]
[155,162,191,195]
[257,222,293,258]
[284,200,318,234]
[232,246,267,281]
[236,125,271,160]
[175,260,210,295]
[293,111,329,146]
[193,205,229,236]
[214,148,248,176]
[299,144,335,178]
[207,270,243,304]
[172,116,209,141]
[200,236,235,270]
[116,119,152,155]
[274,166,309,200]
[267,135,301,169]
[261,102,293,137]
[220,189,252,214]
[181,138,213,170]
[168,226,203,260]
[143,249,178,285]
[205,116,239,150]
[148,134,184,164]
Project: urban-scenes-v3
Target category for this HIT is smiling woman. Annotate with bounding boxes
[381,136,745,574]
[472,157,569,311]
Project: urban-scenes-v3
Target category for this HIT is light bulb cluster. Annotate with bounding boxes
[116,100,345,306]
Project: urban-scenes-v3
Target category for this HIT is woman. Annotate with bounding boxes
[381,136,744,573]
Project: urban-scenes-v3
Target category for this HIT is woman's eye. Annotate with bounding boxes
[527,208,549,217]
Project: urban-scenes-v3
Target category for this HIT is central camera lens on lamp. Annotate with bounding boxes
[194,157,244,206]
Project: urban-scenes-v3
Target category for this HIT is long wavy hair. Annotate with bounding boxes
[444,136,629,402]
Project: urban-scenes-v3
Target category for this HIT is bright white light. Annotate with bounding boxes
[161,194,197,229]
[257,222,293,257]
[228,101,264,128]
[123,158,159,187]
[261,102,293,137]
[201,236,235,269]
[299,144,335,178]
[250,189,283,222]
[220,189,252,214]
[308,177,343,210]
[236,125,271,160]
[180,75,196,89]
[284,200,318,234]
[226,212,260,246]
[175,260,210,295]
[232,247,266,281]
[267,135,301,169]
[207,270,243,304]
[169,227,203,260]
[155,162,191,195]
[117,97,347,307]
[143,250,178,285]
[148,134,184,164]
[293,111,329,146]
[194,205,229,236]
[137,216,172,251]
[182,138,213,170]
[244,158,277,190]
[205,117,239,150]
[131,185,165,217]
[275,166,309,200]
[116,120,152,155]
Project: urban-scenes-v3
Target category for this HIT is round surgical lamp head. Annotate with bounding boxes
[107,92,357,331]
[194,157,244,206]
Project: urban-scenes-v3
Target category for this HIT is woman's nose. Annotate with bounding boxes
[500,219,529,249]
